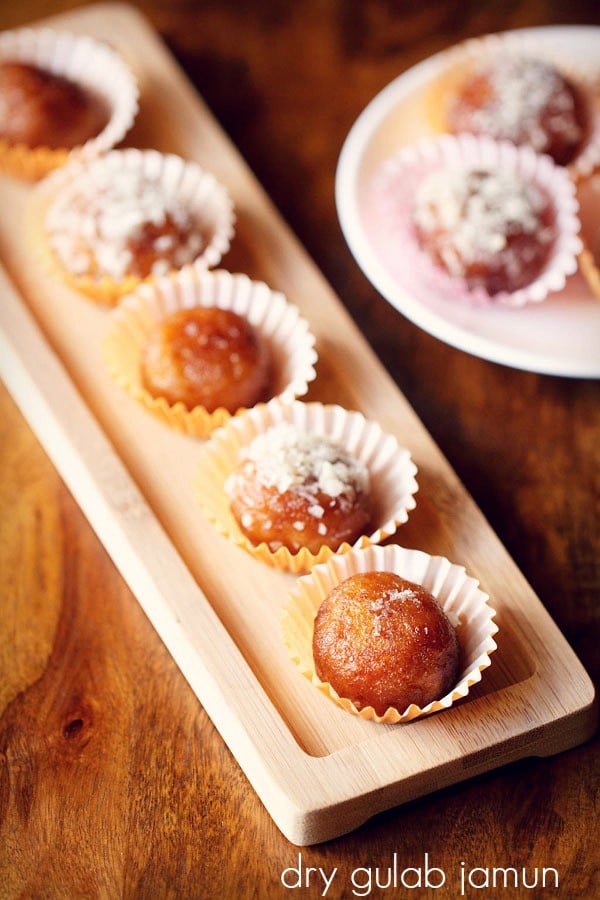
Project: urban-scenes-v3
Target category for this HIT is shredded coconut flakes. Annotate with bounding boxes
[414,167,553,278]
[458,56,582,152]
[46,165,203,280]
[236,423,369,506]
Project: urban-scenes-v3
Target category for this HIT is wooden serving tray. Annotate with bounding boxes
[0,3,595,846]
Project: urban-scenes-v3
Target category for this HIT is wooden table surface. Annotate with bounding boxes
[1,1,599,897]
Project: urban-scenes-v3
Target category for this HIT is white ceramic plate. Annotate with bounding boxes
[335,25,600,378]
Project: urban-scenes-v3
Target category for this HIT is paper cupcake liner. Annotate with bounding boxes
[576,170,600,301]
[282,543,498,724]
[367,133,581,309]
[195,399,419,573]
[103,269,317,437]
[0,27,138,180]
[35,148,235,305]
[424,30,600,179]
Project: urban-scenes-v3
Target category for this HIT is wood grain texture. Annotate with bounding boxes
[1,0,599,896]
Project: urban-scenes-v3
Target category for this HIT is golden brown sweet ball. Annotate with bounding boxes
[0,61,107,149]
[141,306,271,413]
[312,571,460,716]
[226,423,371,554]
[413,167,556,295]
[446,56,586,167]
[125,214,209,280]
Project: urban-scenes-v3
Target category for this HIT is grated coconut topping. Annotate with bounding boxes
[413,167,553,279]
[457,56,583,153]
[46,165,204,280]
[232,423,369,505]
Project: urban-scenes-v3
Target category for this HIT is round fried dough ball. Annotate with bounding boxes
[141,306,271,412]
[45,164,208,282]
[124,213,206,279]
[446,56,586,166]
[0,61,107,149]
[413,167,556,295]
[312,571,460,716]
[226,423,371,554]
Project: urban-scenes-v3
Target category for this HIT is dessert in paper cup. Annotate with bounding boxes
[195,399,419,573]
[104,268,317,437]
[367,133,581,309]
[282,543,498,724]
[35,148,235,305]
[0,27,138,180]
[424,30,600,178]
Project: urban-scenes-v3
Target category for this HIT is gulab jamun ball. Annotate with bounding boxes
[226,423,371,555]
[446,56,586,166]
[0,61,107,150]
[312,571,460,717]
[141,306,271,413]
[46,166,208,282]
[413,167,557,295]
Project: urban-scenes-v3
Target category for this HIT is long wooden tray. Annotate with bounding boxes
[0,2,596,846]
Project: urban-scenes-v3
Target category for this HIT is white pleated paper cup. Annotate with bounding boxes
[282,543,498,724]
[103,269,317,437]
[424,29,600,179]
[367,133,581,309]
[195,399,419,573]
[0,27,138,180]
[37,148,235,305]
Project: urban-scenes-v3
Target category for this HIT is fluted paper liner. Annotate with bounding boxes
[282,543,498,723]
[0,27,138,180]
[36,148,235,305]
[104,269,317,437]
[195,400,419,573]
[368,133,581,309]
[424,29,600,179]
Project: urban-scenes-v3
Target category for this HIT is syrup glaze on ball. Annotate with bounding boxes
[413,167,556,295]
[0,61,107,150]
[141,306,271,413]
[312,571,460,716]
[226,423,371,554]
[446,56,586,166]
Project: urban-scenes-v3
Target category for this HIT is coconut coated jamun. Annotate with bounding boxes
[226,423,371,554]
[312,571,460,716]
[45,164,209,282]
[446,56,586,167]
[413,167,556,295]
